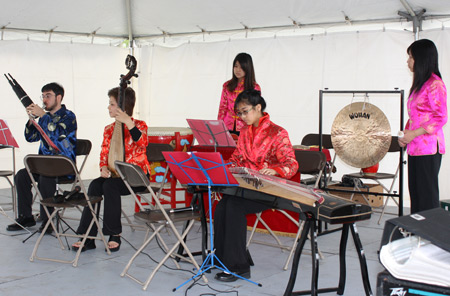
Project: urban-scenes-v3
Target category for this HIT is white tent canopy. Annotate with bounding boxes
[1,0,450,45]
[1,0,450,208]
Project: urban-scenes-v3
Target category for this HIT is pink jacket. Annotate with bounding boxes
[405,73,447,156]
[217,80,261,131]
[229,113,298,179]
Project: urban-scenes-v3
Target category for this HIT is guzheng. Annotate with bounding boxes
[220,167,372,224]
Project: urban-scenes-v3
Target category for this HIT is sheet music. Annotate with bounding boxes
[380,235,450,287]
[0,119,19,148]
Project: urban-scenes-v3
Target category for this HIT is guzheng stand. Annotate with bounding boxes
[163,151,262,292]
[284,214,373,296]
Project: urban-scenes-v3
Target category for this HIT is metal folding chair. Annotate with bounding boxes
[246,150,327,270]
[115,161,205,291]
[301,133,336,184]
[24,154,110,267]
[343,136,403,224]
[120,143,174,232]
[0,145,17,216]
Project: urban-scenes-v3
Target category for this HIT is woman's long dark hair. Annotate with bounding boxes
[227,53,257,92]
[408,39,441,96]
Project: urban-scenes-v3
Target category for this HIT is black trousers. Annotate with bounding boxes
[77,177,130,236]
[15,168,56,220]
[76,177,146,237]
[213,194,270,272]
[408,153,442,214]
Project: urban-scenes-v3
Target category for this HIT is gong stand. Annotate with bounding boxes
[318,89,405,216]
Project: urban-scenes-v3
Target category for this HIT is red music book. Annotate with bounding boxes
[0,119,19,148]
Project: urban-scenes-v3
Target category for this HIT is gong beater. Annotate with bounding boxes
[331,102,391,168]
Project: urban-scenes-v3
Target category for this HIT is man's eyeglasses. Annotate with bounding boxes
[40,93,55,100]
[235,107,254,117]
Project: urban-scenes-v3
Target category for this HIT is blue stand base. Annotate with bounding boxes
[174,250,262,292]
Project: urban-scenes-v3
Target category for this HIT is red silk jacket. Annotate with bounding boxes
[99,119,150,174]
[229,113,298,179]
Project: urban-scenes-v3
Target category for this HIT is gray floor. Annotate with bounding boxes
[0,186,403,296]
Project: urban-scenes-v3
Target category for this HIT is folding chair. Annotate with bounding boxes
[301,133,336,184]
[120,143,174,232]
[246,150,327,270]
[0,145,17,215]
[343,136,402,224]
[24,154,110,267]
[115,161,205,291]
[33,139,92,222]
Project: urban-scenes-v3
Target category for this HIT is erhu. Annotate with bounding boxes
[107,55,138,177]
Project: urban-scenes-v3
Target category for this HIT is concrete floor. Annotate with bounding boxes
[0,187,403,296]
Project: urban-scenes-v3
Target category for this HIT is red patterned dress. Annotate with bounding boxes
[100,118,150,174]
[214,113,298,274]
[229,113,298,177]
[217,80,261,131]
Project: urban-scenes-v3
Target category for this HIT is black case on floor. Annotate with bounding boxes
[377,270,450,296]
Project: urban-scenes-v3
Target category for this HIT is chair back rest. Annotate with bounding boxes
[388,136,402,152]
[75,139,92,174]
[146,143,174,162]
[115,161,151,188]
[295,150,327,175]
[301,133,333,149]
[24,154,77,178]
[76,139,92,156]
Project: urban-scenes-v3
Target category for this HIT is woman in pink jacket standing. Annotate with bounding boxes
[399,39,448,214]
[217,53,261,135]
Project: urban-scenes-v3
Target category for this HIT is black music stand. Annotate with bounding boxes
[187,119,236,152]
[162,151,262,291]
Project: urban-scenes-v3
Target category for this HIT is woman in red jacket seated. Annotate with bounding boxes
[72,87,150,252]
[214,89,298,282]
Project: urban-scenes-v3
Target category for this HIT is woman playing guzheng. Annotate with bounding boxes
[217,52,261,135]
[72,87,150,252]
[214,89,298,282]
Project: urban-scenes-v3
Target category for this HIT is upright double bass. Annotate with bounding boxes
[108,55,138,176]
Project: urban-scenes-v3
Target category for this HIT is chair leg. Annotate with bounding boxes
[283,220,305,270]
[246,212,262,248]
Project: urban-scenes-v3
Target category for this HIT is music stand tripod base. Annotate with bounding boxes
[162,151,262,291]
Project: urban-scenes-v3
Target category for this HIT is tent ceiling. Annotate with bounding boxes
[1,0,450,45]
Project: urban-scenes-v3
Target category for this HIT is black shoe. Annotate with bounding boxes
[72,239,96,252]
[38,223,53,234]
[6,215,36,231]
[106,235,121,252]
[215,270,251,282]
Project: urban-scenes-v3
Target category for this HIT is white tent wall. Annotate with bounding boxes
[137,29,450,208]
[1,28,450,209]
[0,41,129,183]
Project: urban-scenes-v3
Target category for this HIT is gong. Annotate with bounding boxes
[331,102,391,168]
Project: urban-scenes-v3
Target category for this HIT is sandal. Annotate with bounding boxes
[72,239,96,252]
[107,235,121,252]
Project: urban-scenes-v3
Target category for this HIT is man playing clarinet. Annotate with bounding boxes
[6,82,77,233]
